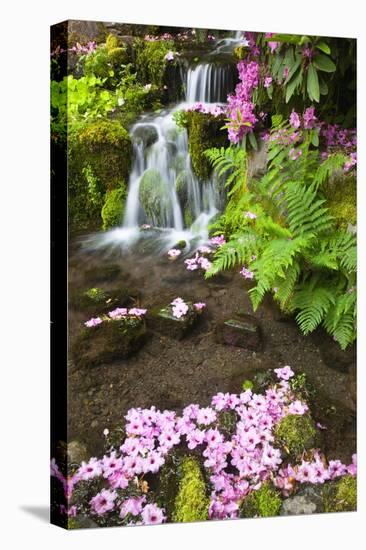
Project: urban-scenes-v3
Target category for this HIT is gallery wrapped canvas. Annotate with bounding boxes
[50,20,357,529]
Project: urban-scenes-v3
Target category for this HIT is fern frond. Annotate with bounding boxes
[293,286,335,334]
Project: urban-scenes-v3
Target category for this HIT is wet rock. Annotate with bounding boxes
[84,263,122,284]
[280,485,325,516]
[148,301,200,340]
[133,124,159,148]
[71,318,147,367]
[69,286,140,316]
[67,441,89,465]
[215,314,262,351]
[348,364,357,409]
[313,330,356,373]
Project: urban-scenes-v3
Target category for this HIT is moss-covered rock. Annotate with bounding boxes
[101,185,127,230]
[185,111,229,181]
[275,414,318,458]
[71,317,146,367]
[69,286,139,316]
[148,301,200,340]
[138,169,169,225]
[240,483,282,518]
[68,119,132,231]
[323,475,357,513]
[133,124,159,148]
[324,174,356,230]
[172,457,209,523]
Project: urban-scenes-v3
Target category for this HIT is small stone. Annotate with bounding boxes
[215,314,262,351]
[91,420,99,428]
[280,485,325,516]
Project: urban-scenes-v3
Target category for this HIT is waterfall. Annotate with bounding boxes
[116,42,238,248]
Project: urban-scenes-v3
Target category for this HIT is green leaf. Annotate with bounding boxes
[285,55,302,84]
[311,129,319,147]
[313,53,336,73]
[248,132,258,150]
[307,64,320,102]
[266,85,273,100]
[316,41,331,55]
[285,69,301,103]
[319,78,329,95]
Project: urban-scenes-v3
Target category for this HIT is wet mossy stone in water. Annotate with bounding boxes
[148,301,199,340]
[240,483,282,518]
[133,124,159,148]
[70,286,138,315]
[215,314,262,351]
[172,457,209,523]
[323,474,357,513]
[275,414,318,458]
[138,169,169,225]
[71,318,146,367]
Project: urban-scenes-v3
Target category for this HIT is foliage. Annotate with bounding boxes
[172,457,210,522]
[101,185,127,230]
[205,118,356,349]
[275,414,318,457]
[239,482,282,518]
[134,38,175,87]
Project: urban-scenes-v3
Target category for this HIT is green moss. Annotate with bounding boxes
[275,414,318,458]
[175,170,189,207]
[240,483,282,518]
[102,185,127,230]
[185,111,228,181]
[234,45,247,59]
[323,475,357,513]
[172,457,209,523]
[134,38,175,87]
[184,208,193,228]
[68,119,131,231]
[324,174,356,230]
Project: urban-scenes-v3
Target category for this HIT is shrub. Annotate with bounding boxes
[134,38,175,87]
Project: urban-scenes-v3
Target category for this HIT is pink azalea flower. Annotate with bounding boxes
[288,400,308,415]
[141,503,166,525]
[167,248,182,259]
[289,110,301,129]
[274,365,294,381]
[128,308,147,316]
[240,266,254,279]
[264,76,272,88]
[90,489,117,515]
[197,407,217,426]
[193,302,206,311]
[77,457,102,481]
[108,308,128,319]
[210,234,226,246]
[120,496,146,519]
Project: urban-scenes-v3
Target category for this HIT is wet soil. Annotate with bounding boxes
[68,235,356,461]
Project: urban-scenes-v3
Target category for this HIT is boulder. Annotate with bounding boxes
[215,314,262,351]
[280,485,325,516]
[67,441,89,465]
[71,318,146,367]
[138,169,169,225]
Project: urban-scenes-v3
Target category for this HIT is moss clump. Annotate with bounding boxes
[101,185,127,230]
[70,286,138,316]
[172,457,209,523]
[234,45,247,59]
[185,111,228,181]
[68,119,131,231]
[323,475,357,513]
[175,170,189,207]
[275,414,318,458]
[324,174,356,230]
[240,483,282,518]
[105,33,120,51]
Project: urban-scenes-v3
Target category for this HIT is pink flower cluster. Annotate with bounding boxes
[240,266,254,280]
[84,307,147,327]
[210,235,226,246]
[227,59,260,143]
[51,41,97,57]
[184,252,212,272]
[171,297,189,318]
[186,103,227,118]
[52,367,356,524]
[167,248,182,259]
[289,107,318,130]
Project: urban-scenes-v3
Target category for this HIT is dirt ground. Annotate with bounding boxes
[67,235,356,461]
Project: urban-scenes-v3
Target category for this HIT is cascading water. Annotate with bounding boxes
[98,32,245,250]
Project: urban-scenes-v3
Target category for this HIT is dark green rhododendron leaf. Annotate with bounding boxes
[316,41,331,54]
[307,64,320,102]
[313,53,336,73]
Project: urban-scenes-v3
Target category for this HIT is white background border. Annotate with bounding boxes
[1,1,364,548]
